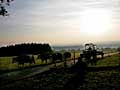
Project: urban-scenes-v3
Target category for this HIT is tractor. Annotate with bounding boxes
[80,43,104,65]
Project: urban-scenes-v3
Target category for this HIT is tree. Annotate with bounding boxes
[0,0,14,16]
[0,43,53,56]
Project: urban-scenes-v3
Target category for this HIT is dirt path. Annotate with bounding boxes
[0,62,63,85]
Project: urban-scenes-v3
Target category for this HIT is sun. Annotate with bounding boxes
[80,9,111,36]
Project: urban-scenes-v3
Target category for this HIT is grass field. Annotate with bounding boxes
[79,54,120,89]
[0,52,80,71]
[0,55,51,71]
[1,54,120,90]
[91,54,120,67]
[78,69,120,89]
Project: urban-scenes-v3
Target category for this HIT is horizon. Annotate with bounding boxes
[0,40,120,48]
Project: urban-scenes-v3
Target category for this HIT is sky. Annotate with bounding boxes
[0,0,120,46]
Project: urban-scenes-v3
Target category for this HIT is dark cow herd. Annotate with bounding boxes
[12,55,35,65]
[12,52,71,66]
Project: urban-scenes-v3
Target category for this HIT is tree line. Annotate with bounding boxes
[0,43,52,57]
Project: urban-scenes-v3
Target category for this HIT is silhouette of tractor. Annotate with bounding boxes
[80,43,104,65]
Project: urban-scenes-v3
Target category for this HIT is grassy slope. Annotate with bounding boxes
[79,54,120,89]
[1,69,76,90]
[0,52,80,71]
[78,70,120,89]
[88,54,120,67]
[1,54,120,90]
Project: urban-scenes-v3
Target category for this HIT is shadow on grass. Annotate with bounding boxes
[62,62,120,90]
[62,61,87,90]
[87,65,120,72]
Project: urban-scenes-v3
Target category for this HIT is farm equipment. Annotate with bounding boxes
[80,43,104,65]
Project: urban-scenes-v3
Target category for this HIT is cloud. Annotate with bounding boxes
[0,0,120,45]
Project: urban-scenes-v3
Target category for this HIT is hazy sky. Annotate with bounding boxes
[0,0,120,46]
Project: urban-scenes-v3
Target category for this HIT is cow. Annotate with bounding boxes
[51,53,63,62]
[51,52,63,67]
[64,52,71,59]
[37,53,51,64]
[12,55,35,66]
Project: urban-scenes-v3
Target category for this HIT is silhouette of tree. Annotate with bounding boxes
[0,0,14,16]
[0,43,53,56]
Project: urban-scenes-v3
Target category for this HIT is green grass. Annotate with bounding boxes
[1,53,120,90]
[78,54,120,89]
[0,56,17,70]
[87,54,120,67]
[70,51,80,59]
[1,52,119,72]
[0,55,51,71]
[0,52,80,71]
[94,54,120,67]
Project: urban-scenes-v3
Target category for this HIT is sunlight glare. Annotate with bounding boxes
[80,9,111,36]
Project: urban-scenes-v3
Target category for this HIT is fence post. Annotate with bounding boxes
[64,55,67,68]
[73,50,75,64]
[119,51,120,66]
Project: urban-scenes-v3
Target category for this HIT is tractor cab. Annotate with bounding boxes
[82,43,97,56]
[85,43,96,51]
[80,43,104,65]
